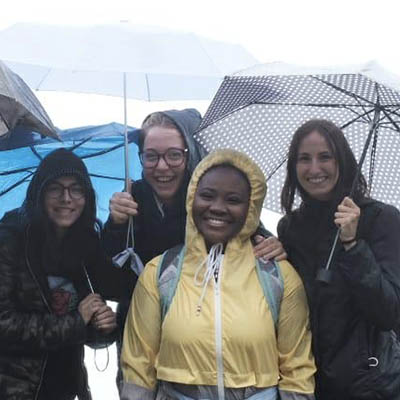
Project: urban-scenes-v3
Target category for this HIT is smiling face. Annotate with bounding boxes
[192,166,250,250]
[296,130,339,201]
[44,176,86,238]
[142,126,187,206]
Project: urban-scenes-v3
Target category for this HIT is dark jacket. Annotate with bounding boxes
[278,198,400,400]
[0,209,126,400]
[101,109,206,332]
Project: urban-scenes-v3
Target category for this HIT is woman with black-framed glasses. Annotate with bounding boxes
[139,147,188,169]
[102,109,288,394]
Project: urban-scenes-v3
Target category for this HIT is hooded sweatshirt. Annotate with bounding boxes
[102,108,205,267]
[121,149,316,400]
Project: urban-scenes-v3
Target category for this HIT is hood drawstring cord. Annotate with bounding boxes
[194,243,223,316]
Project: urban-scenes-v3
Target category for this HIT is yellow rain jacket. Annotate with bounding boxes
[121,149,315,400]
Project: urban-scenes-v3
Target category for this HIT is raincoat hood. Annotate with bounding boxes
[186,149,267,248]
[142,108,206,175]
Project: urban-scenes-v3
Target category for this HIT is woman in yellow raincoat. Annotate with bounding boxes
[121,149,316,400]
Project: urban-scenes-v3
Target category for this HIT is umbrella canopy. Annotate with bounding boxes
[0,122,141,222]
[0,22,258,101]
[195,61,400,213]
[0,60,57,140]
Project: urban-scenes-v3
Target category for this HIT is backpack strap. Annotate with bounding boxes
[157,245,185,322]
[255,258,284,330]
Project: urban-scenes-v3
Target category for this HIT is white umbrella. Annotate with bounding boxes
[0,22,258,274]
[0,22,258,101]
[0,22,258,185]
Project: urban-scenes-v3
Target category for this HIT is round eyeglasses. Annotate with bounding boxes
[139,148,188,168]
[45,183,86,200]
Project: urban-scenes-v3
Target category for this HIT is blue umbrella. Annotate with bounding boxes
[0,122,142,222]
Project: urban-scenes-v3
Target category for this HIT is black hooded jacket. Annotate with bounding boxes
[278,198,400,400]
[101,109,206,363]
[0,149,132,400]
[102,108,205,266]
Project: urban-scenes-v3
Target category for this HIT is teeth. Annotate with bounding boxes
[207,218,227,226]
[156,177,173,182]
[308,177,326,183]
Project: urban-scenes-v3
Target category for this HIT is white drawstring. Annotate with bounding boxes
[194,243,223,316]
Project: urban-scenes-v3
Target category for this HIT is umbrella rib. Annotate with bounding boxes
[265,156,287,181]
[0,172,34,197]
[36,68,52,90]
[381,106,400,133]
[380,105,400,122]
[372,85,400,134]
[68,137,93,152]
[0,166,36,176]
[89,173,124,181]
[257,101,369,108]
[145,74,151,102]
[0,109,11,130]
[77,142,127,160]
[311,76,377,108]
[340,108,375,130]
[29,146,44,161]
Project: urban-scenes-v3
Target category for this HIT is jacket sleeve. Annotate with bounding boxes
[101,182,136,259]
[0,240,88,353]
[277,261,316,400]
[338,203,400,330]
[254,220,273,238]
[86,238,138,302]
[120,257,161,400]
[101,217,129,258]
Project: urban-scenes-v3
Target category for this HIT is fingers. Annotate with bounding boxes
[340,196,357,209]
[93,306,117,333]
[253,236,287,261]
[78,294,104,325]
[109,191,139,224]
[335,196,360,242]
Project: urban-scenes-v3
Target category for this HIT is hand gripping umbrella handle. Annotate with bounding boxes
[317,103,381,284]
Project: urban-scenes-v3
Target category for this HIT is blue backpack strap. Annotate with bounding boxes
[255,258,284,330]
[157,245,185,322]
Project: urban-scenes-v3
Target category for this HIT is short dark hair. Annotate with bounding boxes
[281,119,367,214]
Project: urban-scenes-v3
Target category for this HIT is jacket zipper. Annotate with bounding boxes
[214,261,225,400]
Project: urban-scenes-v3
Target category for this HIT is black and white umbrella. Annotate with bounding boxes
[195,61,400,213]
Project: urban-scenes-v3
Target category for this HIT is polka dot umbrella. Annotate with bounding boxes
[195,61,400,215]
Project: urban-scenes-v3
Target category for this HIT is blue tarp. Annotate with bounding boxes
[0,122,142,222]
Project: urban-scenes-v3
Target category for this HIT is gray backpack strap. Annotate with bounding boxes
[157,245,185,322]
[255,258,284,330]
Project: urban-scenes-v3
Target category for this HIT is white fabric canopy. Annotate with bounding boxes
[0,23,258,101]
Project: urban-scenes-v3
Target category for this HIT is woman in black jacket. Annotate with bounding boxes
[0,148,120,400]
[278,119,400,399]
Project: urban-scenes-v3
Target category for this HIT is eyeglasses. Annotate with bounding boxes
[139,148,188,168]
[45,183,86,200]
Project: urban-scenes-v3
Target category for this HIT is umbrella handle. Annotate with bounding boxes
[317,103,381,285]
